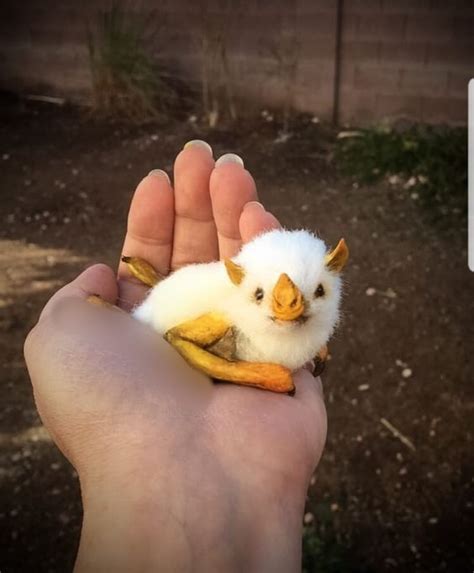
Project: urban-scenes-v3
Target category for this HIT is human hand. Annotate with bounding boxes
[24,141,327,572]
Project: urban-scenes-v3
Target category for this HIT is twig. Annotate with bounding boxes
[26,94,66,106]
[380,417,416,452]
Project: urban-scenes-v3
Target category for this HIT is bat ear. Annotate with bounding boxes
[224,259,245,285]
[325,238,349,272]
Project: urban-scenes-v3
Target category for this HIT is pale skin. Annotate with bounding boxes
[24,141,327,573]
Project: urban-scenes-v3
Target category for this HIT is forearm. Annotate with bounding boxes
[75,467,306,573]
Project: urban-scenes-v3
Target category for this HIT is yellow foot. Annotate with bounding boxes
[86,294,124,312]
[312,345,328,377]
[121,256,164,288]
[165,313,294,394]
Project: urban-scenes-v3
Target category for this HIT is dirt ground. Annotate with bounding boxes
[1,99,473,573]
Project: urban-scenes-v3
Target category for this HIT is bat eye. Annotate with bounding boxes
[254,287,264,302]
[314,283,325,298]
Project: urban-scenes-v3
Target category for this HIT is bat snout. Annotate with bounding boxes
[271,273,305,321]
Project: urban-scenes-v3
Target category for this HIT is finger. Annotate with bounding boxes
[118,170,174,309]
[239,202,281,244]
[171,140,217,269]
[39,264,118,321]
[210,155,258,259]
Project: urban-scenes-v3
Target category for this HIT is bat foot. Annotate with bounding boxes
[312,358,326,377]
[121,256,163,287]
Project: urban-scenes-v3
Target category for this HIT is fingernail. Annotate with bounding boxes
[244,201,265,211]
[183,140,213,156]
[215,153,244,168]
[148,169,171,184]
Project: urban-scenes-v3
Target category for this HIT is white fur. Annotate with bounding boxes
[133,229,343,371]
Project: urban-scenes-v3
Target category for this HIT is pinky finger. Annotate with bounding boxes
[239,202,281,244]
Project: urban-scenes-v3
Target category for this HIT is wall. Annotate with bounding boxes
[0,0,472,125]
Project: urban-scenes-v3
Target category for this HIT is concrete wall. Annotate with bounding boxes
[0,0,472,125]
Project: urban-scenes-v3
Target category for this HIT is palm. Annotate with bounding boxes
[27,142,326,495]
[113,143,326,488]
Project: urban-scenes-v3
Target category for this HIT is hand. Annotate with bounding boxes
[24,141,327,572]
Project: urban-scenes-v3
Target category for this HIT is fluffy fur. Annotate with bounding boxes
[133,229,343,371]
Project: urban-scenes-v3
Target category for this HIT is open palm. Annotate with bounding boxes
[25,141,326,571]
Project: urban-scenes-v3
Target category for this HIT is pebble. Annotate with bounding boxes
[3,153,10,160]
[358,384,370,391]
[303,512,314,524]
[402,368,412,378]
[58,512,70,525]
[366,287,376,296]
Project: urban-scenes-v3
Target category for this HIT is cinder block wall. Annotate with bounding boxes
[0,0,472,125]
[339,0,473,124]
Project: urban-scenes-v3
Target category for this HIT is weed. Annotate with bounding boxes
[88,3,177,121]
[335,126,467,220]
[198,0,239,127]
[302,503,373,573]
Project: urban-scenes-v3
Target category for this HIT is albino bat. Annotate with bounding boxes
[124,229,348,395]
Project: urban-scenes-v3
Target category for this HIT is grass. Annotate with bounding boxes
[302,503,373,573]
[335,125,467,221]
[88,3,178,121]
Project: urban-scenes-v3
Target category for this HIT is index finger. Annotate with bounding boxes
[118,170,174,309]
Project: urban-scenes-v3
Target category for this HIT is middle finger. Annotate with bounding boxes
[171,140,217,269]
[210,154,258,259]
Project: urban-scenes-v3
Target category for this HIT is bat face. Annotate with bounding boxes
[224,230,348,363]
[238,257,341,332]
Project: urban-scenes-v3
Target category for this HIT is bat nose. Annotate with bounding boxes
[272,273,305,321]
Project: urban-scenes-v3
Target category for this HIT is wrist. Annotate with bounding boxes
[75,459,306,572]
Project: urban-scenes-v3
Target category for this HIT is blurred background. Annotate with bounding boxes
[0,1,472,571]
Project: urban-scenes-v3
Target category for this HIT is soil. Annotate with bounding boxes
[1,99,473,572]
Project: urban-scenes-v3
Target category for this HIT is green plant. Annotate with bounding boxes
[302,503,372,573]
[335,126,467,219]
[88,3,176,121]
[265,28,300,135]
[198,0,239,127]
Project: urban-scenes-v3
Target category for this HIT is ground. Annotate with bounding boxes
[0,100,473,573]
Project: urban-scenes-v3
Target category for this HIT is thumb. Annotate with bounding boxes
[38,263,118,321]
